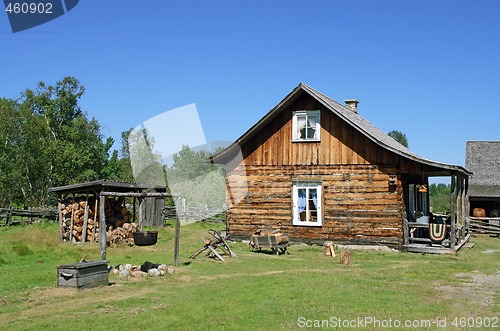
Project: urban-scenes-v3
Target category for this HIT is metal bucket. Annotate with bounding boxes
[133,231,158,246]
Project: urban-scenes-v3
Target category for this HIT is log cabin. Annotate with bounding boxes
[212,83,471,253]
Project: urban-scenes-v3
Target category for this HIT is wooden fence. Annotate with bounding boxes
[0,205,224,227]
[0,207,58,226]
[469,217,500,236]
[162,206,225,224]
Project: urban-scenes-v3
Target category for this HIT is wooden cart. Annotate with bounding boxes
[249,229,289,255]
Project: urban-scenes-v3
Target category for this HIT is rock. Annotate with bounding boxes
[119,269,129,277]
[132,270,148,278]
[148,268,161,277]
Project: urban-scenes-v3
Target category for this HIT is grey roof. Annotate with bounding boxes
[212,83,470,175]
[466,141,500,197]
[49,179,166,194]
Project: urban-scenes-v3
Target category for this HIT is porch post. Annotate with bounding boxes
[402,217,409,246]
[450,175,457,252]
[464,176,470,234]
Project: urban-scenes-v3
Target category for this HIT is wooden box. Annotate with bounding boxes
[57,260,109,289]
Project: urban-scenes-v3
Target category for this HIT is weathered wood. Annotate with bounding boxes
[70,208,75,242]
[324,241,335,257]
[174,208,180,266]
[340,251,352,265]
[100,191,177,198]
[81,194,89,246]
[58,202,63,242]
[450,176,457,251]
[92,198,98,242]
[99,195,106,260]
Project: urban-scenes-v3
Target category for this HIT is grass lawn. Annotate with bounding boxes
[0,221,498,330]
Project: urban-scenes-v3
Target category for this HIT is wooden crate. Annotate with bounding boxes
[57,260,109,289]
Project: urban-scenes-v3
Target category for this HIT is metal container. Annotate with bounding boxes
[133,231,158,246]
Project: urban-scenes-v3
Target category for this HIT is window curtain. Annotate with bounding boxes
[306,116,317,139]
[310,189,318,210]
[297,116,306,138]
[297,188,306,214]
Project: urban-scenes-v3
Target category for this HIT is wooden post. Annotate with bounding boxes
[81,193,89,246]
[450,175,457,252]
[133,196,136,223]
[6,206,12,225]
[340,251,352,265]
[69,208,75,243]
[91,197,98,242]
[99,194,106,260]
[464,176,470,234]
[138,197,145,231]
[402,217,409,246]
[174,206,181,267]
[58,201,63,242]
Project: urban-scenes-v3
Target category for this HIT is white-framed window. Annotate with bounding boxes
[292,181,322,226]
[292,110,320,141]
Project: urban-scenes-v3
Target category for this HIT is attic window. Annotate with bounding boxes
[292,110,320,141]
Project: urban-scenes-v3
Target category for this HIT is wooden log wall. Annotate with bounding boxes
[226,164,403,245]
[240,93,405,168]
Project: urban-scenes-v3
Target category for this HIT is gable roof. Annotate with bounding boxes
[212,83,470,176]
[466,141,500,197]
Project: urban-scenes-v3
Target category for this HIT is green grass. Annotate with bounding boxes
[0,222,498,330]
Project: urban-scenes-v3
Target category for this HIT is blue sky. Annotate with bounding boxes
[1,1,499,171]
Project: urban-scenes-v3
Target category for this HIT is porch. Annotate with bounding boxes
[402,173,470,254]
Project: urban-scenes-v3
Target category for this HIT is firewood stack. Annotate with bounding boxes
[59,196,137,245]
[106,222,139,246]
[60,196,100,243]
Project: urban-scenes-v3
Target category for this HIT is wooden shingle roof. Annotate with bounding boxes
[212,83,470,176]
[466,141,500,197]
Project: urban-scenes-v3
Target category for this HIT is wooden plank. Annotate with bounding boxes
[58,202,63,242]
[69,208,74,242]
[81,193,89,246]
[174,207,180,266]
[91,198,98,242]
[99,194,106,260]
[321,109,331,164]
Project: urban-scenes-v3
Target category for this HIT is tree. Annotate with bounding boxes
[168,145,214,181]
[388,130,409,148]
[0,77,116,207]
[126,127,165,187]
[166,145,226,209]
[429,183,451,213]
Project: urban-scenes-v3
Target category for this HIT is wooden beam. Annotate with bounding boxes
[402,218,409,246]
[58,202,63,242]
[99,194,106,260]
[91,197,98,242]
[450,175,457,252]
[100,191,178,198]
[174,205,181,266]
[81,193,89,246]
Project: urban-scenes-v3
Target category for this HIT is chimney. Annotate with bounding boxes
[344,99,359,112]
